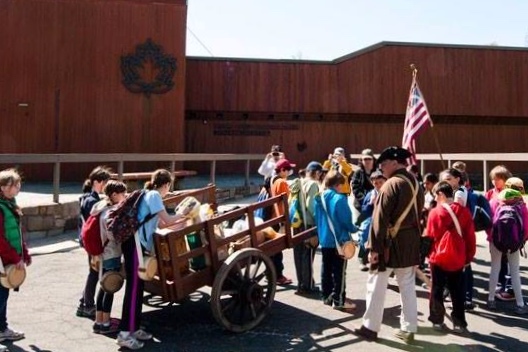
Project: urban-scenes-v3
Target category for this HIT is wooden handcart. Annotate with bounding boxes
[144,185,317,332]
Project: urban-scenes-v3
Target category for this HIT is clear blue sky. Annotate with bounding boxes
[186,0,528,60]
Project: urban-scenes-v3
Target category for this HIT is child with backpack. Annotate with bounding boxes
[116,169,188,350]
[452,162,492,310]
[486,177,528,314]
[87,180,127,335]
[292,161,323,295]
[486,165,515,302]
[426,181,476,334]
[0,169,31,351]
[77,166,111,318]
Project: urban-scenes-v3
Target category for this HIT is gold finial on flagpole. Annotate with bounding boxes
[410,64,417,78]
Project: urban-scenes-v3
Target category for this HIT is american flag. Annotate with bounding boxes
[402,77,433,165]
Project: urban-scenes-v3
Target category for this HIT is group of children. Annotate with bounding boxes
[269,152,528,338]
[1,156,527,349]
[74,167,188,350]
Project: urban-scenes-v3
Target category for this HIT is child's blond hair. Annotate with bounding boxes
[489,165,512,182]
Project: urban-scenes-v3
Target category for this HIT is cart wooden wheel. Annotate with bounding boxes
[211,248,277,332]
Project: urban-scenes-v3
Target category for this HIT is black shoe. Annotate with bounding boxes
[98,323,119,335]
[464,301,475,311]
[295,287,320,296]
[76,305,96,319]
[354,325,378,341]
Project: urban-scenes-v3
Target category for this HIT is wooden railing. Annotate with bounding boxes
[350,152,528,192]
[0,153,264,203]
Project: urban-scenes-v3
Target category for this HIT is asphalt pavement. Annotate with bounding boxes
[4,196,528,352]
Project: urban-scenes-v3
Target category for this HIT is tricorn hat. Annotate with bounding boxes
[376,146,412,165]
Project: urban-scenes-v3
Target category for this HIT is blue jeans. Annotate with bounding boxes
[0,285,9,331]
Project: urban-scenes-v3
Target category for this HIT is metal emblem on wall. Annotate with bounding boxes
[121,38,177,97]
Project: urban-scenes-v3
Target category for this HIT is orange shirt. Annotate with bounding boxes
[270,177,289,217]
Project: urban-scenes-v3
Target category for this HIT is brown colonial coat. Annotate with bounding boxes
[368,167,424,271]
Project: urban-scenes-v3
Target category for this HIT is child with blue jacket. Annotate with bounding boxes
[315,170,358,311]
[357,171,387,271]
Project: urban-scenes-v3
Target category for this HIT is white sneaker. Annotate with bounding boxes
[0,328,24,341]
[116,333,144,350]
[133,329,153,341]
[0,343,7,352]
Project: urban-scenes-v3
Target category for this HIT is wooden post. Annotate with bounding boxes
[53,161,60,203]
[117,161,124,181]
[245,160,250,187]
[210,160,216,185]
[483,160,489,192]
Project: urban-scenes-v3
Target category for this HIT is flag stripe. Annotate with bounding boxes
[401,79,432,164]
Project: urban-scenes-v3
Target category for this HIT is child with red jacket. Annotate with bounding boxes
[0,169,31,351]
[426,181,476,334]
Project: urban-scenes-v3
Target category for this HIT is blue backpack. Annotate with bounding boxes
[492,204,524,253]
[467,191,492,231]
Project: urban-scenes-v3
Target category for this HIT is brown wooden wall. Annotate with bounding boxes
[185,43,528,174]
[0,0,187,179]
[3,0,528,182]
[187,43,528,117]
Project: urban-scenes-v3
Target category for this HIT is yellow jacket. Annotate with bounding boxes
[322,159,353,194]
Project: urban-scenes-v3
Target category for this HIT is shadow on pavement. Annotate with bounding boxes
[135,290,364,352]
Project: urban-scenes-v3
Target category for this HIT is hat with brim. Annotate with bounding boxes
[376,146,412,165]
[361,148,375,160]
[305,161,323,172]
[505,177,524,192]
[333,147,345,157]
[275,159,296,172]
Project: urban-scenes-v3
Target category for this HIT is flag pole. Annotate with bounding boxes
[410,64,446,170]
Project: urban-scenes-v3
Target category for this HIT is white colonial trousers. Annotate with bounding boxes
[362,266,418,333]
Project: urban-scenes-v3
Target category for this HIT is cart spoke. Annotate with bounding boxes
[227,273,241,286]
[254,272,266,283]
[238,300,247,323]
[234,262,243,278]
[242,255,251,280]
[249,302,257,319]
[221,297,238,314]
[250,259,262,280]
[212,249,276,332]
[220,289,238,297]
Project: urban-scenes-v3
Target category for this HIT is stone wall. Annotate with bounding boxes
[21,201,79,240]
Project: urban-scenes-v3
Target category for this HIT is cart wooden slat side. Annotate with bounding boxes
[143,184,318,332]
